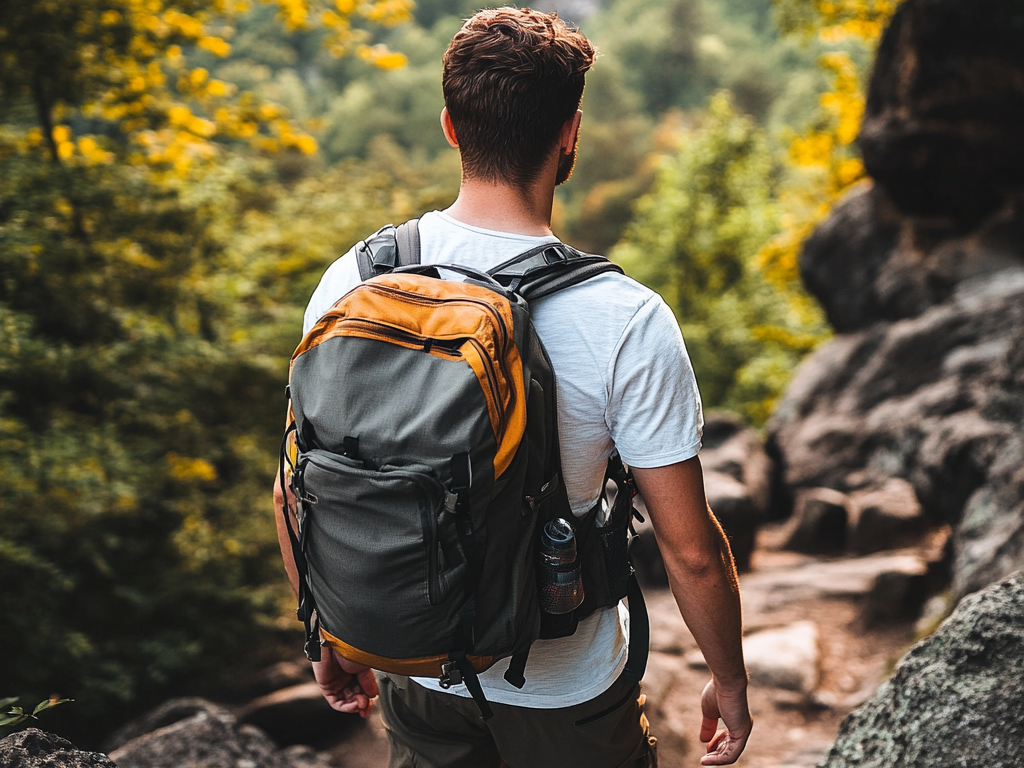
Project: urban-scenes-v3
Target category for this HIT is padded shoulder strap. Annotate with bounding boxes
[395,219,421,267]
[355,219,421,281]
[488,242,624,301]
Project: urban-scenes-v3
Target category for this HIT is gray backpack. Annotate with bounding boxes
[280,220,648,717]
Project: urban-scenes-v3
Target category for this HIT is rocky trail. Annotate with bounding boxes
[43,523,947,768]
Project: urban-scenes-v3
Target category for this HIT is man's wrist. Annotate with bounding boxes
[712,673,749,696]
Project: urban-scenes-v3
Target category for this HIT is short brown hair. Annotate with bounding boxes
[442,7,596,186]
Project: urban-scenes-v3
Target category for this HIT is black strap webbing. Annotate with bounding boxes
[278,422,321,661]
[504,650,529,689]
[622,573,649,683]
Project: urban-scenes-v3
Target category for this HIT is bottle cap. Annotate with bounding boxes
[541,518,575,551]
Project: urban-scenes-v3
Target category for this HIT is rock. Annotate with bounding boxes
[768,269,1024,588]
[799,184,903,333]
[704,469,757,572]
[800,185,1024,335]
[279,745,334,768]
[238,682,364,747]
[686,621,820,695]
[740,553,928,613]
[700,412,773,516]
[783,487,849,554]
[743,621,820,695]
[848,479,926,555]
[0,728,116,768]
[860,0,1024,220]
[103,698,230,753]
[861,568,929,626]
[109,707,288,768]
[819,571,1024,767]
[106,697,329,768]
[699,413,773,571]
[952,435,1024,599]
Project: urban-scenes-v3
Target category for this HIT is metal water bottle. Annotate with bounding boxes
[537,518,585,614]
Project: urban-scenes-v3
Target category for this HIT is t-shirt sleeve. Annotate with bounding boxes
[604,294,704,468]
[302,247,361,335]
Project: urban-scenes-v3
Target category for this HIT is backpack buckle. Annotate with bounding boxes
[439,661,462,688]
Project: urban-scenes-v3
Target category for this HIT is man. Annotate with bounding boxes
[276,7,752,767]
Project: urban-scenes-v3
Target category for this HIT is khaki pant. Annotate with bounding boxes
[376,671,658,768]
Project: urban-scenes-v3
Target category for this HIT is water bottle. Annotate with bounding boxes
[537,518,584,614]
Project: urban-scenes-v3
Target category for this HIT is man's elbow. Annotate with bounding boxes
[662,528,736,581]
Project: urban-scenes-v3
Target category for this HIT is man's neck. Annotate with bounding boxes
[444,174,555,237]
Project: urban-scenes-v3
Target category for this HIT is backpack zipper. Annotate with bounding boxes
[337,317,507,440]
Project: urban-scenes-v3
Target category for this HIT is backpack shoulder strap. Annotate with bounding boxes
[355,218,421,281]
[488,242,624,301]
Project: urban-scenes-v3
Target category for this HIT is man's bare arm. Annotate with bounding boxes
[632,456,752,765]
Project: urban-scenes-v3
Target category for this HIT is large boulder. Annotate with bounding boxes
[0,728,116,768]
[105,697,333,768]
[768,268,1024,592]
[819,571,1024,767]
[238,682,365,747]
[859,0,1024,220]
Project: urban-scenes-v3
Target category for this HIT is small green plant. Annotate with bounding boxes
[0,696,73,728]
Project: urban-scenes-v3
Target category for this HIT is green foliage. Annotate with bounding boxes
[610,93,827,424]
[0,697,72,729]
[0,140,289,743]
[560,0,826,254]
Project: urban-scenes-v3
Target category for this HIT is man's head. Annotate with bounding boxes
[441,7,596,188]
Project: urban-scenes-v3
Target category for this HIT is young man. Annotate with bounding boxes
[276,7,752,767]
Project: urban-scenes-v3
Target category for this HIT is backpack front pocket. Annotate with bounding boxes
[298,449,468,659]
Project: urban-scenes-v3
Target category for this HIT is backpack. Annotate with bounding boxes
[279,219,649,718]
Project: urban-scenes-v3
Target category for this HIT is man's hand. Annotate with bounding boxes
[312,648,379,718]
[699,679,752,765]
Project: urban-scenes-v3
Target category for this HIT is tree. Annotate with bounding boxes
[611,93,827,424]
[0,0,419,745]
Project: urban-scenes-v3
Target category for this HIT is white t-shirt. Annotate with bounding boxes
[303,210,703,708]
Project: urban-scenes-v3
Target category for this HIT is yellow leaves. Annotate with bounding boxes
[166,453,218,483]
[358,44,407,70]
[273,0,310,31]
[292,135,318,155]
[101,10,123,26]
[163,10,205,40]
[168,105,192,125]
[188,117,218,137]
[190,67,209,87]
[335,0,356,13]
[206,79,234,97]
[78,137,115,164]
[197,36,232,57]
[321,10,344,28]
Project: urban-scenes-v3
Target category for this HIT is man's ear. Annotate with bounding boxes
[440,107,459,148]
[559,110,582,155]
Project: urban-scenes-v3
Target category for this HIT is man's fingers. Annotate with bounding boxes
[699,729,751,766]
[356,668,380,698]
[699,716,719,743]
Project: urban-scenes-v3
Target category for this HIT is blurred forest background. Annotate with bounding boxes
[0,0,897,745]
